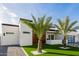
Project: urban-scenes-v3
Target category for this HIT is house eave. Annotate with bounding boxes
[2,23,19,27]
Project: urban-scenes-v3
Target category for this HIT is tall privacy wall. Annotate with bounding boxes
[19,21,32,46]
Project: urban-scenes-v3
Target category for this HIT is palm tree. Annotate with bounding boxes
[56,16,77,48]
[20,15,52,53]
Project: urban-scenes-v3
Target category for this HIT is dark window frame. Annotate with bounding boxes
[6,32,14,34]
[47,34,55,40]
[23,31,30,34]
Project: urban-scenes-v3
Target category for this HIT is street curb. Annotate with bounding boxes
[21,47,29,56]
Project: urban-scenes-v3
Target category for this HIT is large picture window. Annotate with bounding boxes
[67,35,75,43]
[47,35,54,40]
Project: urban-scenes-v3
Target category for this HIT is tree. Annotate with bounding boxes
[56,16,77,48]
[20,15,52,53]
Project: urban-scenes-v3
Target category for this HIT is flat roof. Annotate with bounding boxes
[20,18,32,22]
[2,23,19,27]
[67,32,79,35]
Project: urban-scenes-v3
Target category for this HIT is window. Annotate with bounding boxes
[6,32,14,34]
[47,35,50,40]
[23,31,30,34]
[67,35,75,43]
[47,35,54,40]
[51,35,54,40]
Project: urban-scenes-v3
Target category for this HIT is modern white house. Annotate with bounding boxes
[0,19,79,46]
[0,19,32,46]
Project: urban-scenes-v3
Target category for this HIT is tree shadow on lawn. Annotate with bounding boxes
[45,52,77,56]
[23,44,79,52]
[43,44,79,52]
[23,44,37,49]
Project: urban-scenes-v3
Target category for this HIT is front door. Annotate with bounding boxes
[2,25,19,45]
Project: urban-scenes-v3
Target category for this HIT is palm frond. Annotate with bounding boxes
[20,18,36,31]
[56,16,78,35]
[20,15,52,40]
[68,21,77,30]
[32,15,37,24]
[44,16,52,31]
[58,19,64,30]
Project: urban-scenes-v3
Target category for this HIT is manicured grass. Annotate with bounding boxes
[23,44,79,56]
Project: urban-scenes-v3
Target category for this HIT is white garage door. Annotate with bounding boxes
[2,24,19,45]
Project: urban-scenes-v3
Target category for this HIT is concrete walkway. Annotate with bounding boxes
[0,46,25,56]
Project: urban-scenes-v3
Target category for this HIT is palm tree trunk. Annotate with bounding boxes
[63,35,67,48]
[37,39,42,53]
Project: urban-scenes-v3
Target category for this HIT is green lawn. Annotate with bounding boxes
[23,44,79,56]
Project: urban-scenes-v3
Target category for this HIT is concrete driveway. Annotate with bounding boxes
[0,46,25,56]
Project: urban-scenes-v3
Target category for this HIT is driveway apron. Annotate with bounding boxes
[0,46,25,56]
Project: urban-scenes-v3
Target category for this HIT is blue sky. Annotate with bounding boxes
[1,3,79,25]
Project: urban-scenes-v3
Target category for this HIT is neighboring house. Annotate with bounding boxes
[0,19,79,46]
[46,27,63,45]
[46,26,79,45]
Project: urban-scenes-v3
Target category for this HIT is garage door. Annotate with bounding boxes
[2,24,19,45]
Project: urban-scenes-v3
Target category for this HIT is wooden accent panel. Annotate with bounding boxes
[32,32,46,44]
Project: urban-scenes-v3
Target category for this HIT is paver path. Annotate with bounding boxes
[0,46,25,56]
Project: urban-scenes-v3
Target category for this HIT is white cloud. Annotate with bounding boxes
[2,5,8,10]
[10,12,18,17]
[0,4,19,25]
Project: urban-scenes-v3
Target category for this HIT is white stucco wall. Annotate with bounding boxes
[46,40,62,45]
[19,22,32,46]
[0,23,2,45]
[55,34,64,40]
[0,23,2,35]
[74,34,79,42]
